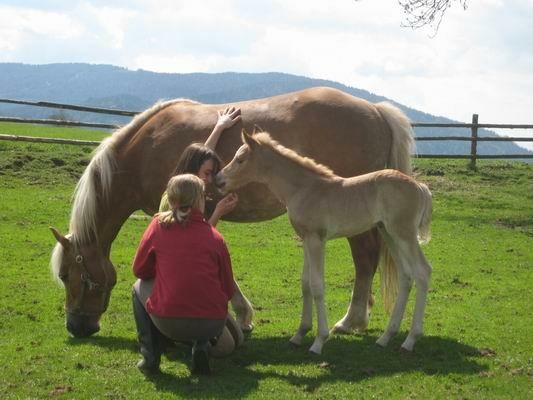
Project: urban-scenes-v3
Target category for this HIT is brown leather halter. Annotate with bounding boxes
[69,253,113,316]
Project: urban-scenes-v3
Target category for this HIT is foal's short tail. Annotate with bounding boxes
[379,182,433,314]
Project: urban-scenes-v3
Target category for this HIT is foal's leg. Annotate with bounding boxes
[332,230,380,334]
[376,238,413,348]
[231,279,254,332]
[289,248,313,347]
[304,236,329,355]
[401,243,432,351]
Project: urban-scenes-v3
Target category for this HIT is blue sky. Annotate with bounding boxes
[1,0,532,149]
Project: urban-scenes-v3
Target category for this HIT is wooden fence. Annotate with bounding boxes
[0,98,532,168]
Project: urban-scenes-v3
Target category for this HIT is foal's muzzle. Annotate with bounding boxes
[214,175,226,192]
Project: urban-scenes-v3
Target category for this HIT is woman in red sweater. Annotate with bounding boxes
[132,174,236,374]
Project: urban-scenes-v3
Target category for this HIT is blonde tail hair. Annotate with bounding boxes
[375,102,415,313]
[157,174,205,227]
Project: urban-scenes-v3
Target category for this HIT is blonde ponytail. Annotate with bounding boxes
[158,174,205,227]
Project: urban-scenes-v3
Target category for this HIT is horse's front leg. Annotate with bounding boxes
[305,236,328,355]
[332,230,380,334]
[231,279,254,332]
[289,247,313,347]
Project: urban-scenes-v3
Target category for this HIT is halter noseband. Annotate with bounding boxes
[69,253,113,316]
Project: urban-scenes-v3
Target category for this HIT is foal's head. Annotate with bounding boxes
[215,129,269,194]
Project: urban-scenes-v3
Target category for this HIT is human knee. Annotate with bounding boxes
[210,327,236,358]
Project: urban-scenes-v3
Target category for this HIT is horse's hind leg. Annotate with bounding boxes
[401,243,431,351]
[332,230,380,334]
[231,279,254,332]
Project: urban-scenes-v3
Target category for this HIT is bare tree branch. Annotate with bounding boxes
[398,0,468,32]
[354,1,468,34]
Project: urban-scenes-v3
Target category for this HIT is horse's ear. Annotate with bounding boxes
[50,227,71,249]
[241,129,257,149]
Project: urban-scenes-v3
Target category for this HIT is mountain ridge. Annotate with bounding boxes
[0,62,529,156]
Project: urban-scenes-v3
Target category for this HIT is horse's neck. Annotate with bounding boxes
[94,197,137,255]
[262,151,321,203]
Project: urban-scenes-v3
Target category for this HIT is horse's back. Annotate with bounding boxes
[115,87,397,221]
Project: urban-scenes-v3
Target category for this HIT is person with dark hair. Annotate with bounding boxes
[132,107,243,375]
[159,107,241,226]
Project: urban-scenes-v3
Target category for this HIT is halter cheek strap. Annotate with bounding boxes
[69,254,112,316]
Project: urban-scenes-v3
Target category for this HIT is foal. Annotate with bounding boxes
[216,131,432,354]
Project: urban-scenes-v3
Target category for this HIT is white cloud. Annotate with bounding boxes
[1,0,532,149]
[78,3,136,49]
[0,6,82,50]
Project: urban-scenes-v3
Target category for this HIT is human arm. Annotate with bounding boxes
[204,107,241,150]
[208,193,239,227]
[132,221,157,280]
[218,240,236,301]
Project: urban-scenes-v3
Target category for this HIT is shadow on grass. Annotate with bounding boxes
[69,331,489,398]
[66,335,137,353]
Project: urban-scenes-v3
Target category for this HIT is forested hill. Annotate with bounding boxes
[0,62,529,156]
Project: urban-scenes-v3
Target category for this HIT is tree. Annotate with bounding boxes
[355,1,468,33]
[398,0,468,31]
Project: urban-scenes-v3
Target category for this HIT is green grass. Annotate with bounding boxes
[0,124,531,399]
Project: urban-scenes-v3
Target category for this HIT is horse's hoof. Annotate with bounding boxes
[240,323,254,333]
[399,346,415,356]
[308,346,322,355]
[289,341,301,349]
[330,325,353,335]
[400,344,414,353]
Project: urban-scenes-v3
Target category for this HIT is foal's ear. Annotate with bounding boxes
[50,226,71,249]
[241,129,258,149]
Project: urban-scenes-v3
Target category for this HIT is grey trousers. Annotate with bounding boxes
[133,279,243,357]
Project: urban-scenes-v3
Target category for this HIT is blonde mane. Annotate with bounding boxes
[68,98,196,245]
[253,132,336,178]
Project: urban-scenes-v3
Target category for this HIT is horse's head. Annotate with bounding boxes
[50,227,117,338]
[216,129,266,194]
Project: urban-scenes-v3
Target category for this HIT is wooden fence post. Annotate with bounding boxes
[469,114,479,169]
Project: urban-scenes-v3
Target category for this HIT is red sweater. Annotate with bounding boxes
[132,210,235,319]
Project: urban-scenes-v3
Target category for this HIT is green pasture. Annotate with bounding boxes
[0,123,531,399]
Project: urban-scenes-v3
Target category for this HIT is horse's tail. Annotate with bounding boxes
[375,101,414,175]
[375,101,415,313]
[417,182,433,244]
[68,99,184,244]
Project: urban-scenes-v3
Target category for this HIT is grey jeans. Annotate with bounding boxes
[133,279,242,357]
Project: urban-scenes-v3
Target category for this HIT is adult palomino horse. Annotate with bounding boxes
[49,87,414,338]
[216,131,432,354]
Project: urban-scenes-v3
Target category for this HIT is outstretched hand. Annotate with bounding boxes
[216,107,242,131]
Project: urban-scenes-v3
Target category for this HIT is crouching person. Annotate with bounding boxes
[131,174,243,375]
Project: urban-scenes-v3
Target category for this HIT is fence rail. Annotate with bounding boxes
[1,99,532,168]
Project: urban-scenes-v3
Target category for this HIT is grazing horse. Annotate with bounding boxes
[215,131,432,354]
[49,87,414,338]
